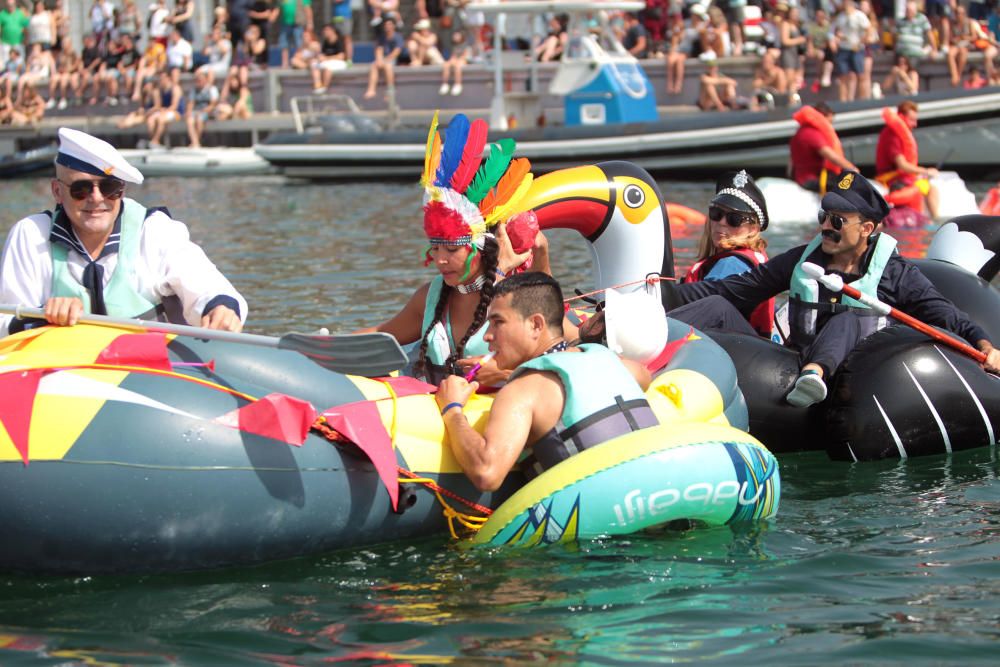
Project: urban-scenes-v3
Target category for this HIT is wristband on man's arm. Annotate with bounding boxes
[441,401,464,416]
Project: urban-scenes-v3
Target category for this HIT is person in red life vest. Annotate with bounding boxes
[788,103,858,193]
[685,170,774,338]
[875,100,940,219]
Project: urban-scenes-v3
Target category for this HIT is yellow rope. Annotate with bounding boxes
[379,377,491,538]
[398,477,489,539]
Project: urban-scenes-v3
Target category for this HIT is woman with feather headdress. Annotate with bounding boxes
[360,113,547,386]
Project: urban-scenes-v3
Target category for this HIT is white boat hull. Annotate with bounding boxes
[120,147,276,177]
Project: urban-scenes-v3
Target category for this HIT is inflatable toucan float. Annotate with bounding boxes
[0,157,778,574]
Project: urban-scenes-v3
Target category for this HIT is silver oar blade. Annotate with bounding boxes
[277,332,408,377]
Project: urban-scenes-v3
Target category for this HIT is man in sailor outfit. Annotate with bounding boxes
[0,127,247,336]
[664,171,1000,407]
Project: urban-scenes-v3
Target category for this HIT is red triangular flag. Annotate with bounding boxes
[95,333,172,371]
[215,393,317,447]
[0,370,44,465]
[321,401,400,510]
[647,328,697,372]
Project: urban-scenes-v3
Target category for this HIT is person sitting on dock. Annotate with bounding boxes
[186,68,220,148]
[882,54,920,95]
[146,68,186,148]
[948,4,997,87]
[662,172,1000,407]
[310,23,348,93]
[439,30,469,96]
[697,53,746,111]
[363,17,404,100]
[435,272,654,491]
[406,18,444,66]
[750,50,788,109]
[358,114,549,386]
[0,89,13,124]
[788,102,857,193]
[215,68,253,120]
[0,46,23,100]
[0,127,247,336]
[11,77,44,125]
[874,100,939,219]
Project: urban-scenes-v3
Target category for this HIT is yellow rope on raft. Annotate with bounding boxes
[398,477,490,538]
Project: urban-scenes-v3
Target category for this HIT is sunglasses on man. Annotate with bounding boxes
[57,177,126,201]
[817,209,864,231]
[708,206,757,227]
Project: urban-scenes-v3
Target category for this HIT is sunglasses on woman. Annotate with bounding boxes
[816,209,859,231]
[708,206,757,227]
[58,177,126,201]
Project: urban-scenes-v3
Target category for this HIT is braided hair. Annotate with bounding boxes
[415,237,499,382]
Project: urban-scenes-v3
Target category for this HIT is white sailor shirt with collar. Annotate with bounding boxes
[0,202,248,336]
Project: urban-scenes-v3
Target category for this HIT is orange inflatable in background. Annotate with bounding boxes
[665,202,706,227]
[981,188,1000,216]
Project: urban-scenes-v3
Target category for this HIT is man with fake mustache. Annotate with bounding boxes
[664,171,1000,407]
[0,127,247,336]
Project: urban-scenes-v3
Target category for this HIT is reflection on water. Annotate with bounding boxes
[0,175,999,664]
[0,450,999,663]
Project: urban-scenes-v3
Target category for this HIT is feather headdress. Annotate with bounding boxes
[422,113,532,248]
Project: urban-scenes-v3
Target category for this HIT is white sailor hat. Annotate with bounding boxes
[55,127,144,184]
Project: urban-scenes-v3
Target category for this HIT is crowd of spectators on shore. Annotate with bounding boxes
[0,0,996,138]
[664,0,1000,109]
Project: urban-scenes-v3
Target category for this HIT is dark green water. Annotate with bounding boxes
[0,175,998,665]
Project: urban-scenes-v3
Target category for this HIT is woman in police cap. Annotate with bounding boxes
[665,170,1000,408]
[685,169,774,338]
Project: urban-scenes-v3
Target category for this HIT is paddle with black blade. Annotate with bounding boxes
[0,304,409,377]
[801,263,988,364]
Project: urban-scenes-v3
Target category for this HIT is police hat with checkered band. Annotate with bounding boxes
[710,169,769,230]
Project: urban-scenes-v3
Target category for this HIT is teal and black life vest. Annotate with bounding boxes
[510,344,658,481]
[50,198,169,321]
[420,274,489,381]
[786,233,897,349]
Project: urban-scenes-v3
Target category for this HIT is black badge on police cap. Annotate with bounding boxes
[820,171,890,222]
[710,169,770,230]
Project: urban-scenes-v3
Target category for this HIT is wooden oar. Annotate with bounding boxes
[0,304,409,377]
[801,263,987,364]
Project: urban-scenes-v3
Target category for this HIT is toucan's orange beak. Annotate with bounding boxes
[513,165,612,241]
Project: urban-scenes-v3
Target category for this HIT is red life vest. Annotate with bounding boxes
[792,106,846,191]
[684,248,775,338]
[875,107,925,211]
